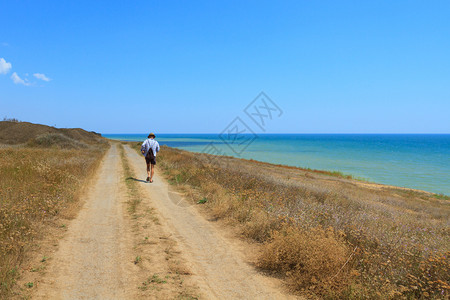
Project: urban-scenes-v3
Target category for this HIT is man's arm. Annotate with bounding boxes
[155,141,160,153]
[141,140,147,154]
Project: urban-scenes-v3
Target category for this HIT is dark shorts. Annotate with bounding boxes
[145,151,156,165]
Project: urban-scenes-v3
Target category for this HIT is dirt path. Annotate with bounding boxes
[34,144,137,299]
[124,145,297,299]
[31,143,298,299]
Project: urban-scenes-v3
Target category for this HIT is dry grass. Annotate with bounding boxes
[0,144,107,298]
[138,145,449,299]
[258,226,352,294]
[0,121,105,146]
[119,143,141,214]
[27,133,89,149]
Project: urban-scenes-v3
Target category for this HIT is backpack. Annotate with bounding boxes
[146,148,155,160]
[145,139,156,159]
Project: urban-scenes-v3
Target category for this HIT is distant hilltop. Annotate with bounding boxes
[0,121,105,148]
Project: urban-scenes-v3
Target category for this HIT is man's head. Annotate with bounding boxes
[148,133,156,139]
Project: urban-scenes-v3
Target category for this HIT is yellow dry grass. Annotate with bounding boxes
[139,144,449,299]
[0,145,107,298]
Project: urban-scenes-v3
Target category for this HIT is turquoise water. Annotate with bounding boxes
[104,134,450,195]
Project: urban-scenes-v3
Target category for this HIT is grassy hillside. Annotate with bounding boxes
[0,122,108,298]
[0,121,105,148]
[142,145,449,299]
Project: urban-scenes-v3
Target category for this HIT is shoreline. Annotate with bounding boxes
[110,138,449,198]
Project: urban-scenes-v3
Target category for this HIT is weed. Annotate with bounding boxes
[176,292,199,300]
[139,274,168,290]
[150,274,167,284]
[197,198,207,204]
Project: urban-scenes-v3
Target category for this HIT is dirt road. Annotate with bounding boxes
[31,143,298,299]
[34,144,136,299]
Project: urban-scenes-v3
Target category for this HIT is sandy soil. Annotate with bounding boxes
[29,143,299,299]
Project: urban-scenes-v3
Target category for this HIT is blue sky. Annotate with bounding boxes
[1,0,449,134]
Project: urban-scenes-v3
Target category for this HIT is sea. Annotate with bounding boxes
[104,133,450,196]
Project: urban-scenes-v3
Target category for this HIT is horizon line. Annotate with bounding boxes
[102,132,450,135]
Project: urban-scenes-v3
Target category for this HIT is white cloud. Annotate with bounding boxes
[11,72,30,86]
[0,58,12,74]
[33,73,51,81]
[1,58,49,86]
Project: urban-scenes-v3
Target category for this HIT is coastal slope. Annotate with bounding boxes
[152,145,449,299]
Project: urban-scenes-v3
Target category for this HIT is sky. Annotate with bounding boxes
[1,0,449,134]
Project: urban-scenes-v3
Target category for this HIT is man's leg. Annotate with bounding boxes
[147,163,151,180]
[150,164,155,182]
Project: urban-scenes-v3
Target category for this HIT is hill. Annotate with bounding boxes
[0,121,105,148]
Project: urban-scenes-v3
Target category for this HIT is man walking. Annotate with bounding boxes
[141,133,160,183]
